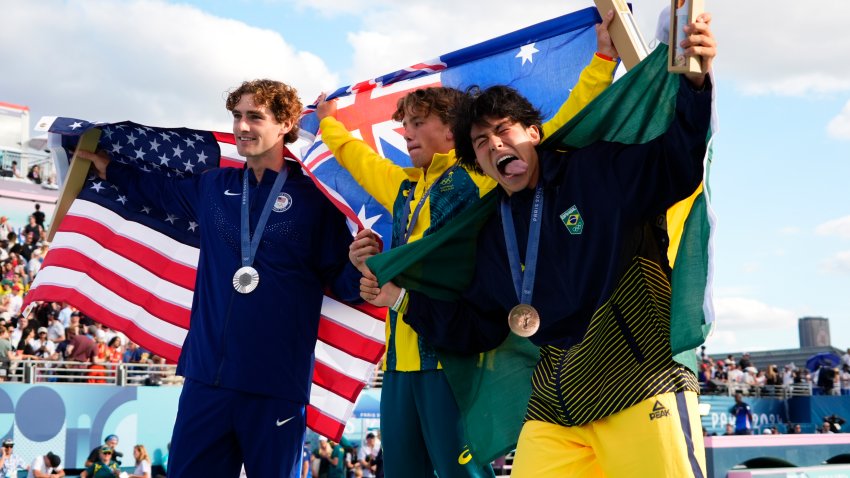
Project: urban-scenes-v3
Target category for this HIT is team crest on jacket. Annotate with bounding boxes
[273,193,292,212]
[560,205,584,235]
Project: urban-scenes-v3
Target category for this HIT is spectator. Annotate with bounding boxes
[27,165,42,185]
[23,218,43,246]
[313,437,332,478]
[0,326,14,372]
[80,446,119,478]
[46,313,64,344]
[29,327,56,360]
[301,441,313,478]
[9,316,30,350]
[818,422,834,434]
[0,218,12,239]
[105,337,123,364]
[824,414,845,433]
[6,286,23,322]
[730,392,754,435]
[723,424,735,436]
[85,435,121,468]
[65,328,96,362]
[357,433,379,478]
[31,205,45,229]
[11,161,21,179]
[57,303,73,329]
[817,361,837,395]
[127,444,151,478]
[15,327,37,359]
[27,249,42,282]
[327,439,345,478]
[739,353,752,370]
[27,451,63,478]
[0,438,27,478]
[20,233,37,262]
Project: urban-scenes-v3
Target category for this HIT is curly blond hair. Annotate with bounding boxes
[226,79,302,144]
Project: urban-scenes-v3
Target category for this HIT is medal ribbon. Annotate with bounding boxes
[500,185,544,305]
[241,166,289,268]
[399,165,457,245]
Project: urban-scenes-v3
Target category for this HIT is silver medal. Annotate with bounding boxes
[233,266,259,294]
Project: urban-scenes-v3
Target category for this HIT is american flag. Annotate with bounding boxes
[26,118,386,441]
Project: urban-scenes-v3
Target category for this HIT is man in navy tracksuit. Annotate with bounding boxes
[81,79,365,477]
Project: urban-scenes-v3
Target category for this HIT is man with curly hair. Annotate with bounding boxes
[79,79,365,477]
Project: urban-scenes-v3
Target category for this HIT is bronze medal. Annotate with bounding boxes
[508,304,540,337]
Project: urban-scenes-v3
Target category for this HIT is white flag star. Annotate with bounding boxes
[69,121,83,130]
[126,132,138,146]
[516,43,539,65]
[90,181,105,193]
[134,148,146,159]
[159,132,171,142]
[357,205,382,231]
[188,221,199,232]
[116,195,128,205]
[183,137,196,148]
[141,206,152,214]
[172,145,184,157]
[165,214,178,224]
[196,151,208,164]
[111,143,122,154]
[149,139,161,152]
[183,160,195,173]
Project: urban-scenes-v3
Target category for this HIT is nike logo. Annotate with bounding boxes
[224,190,240,196]
[276,416,295,427]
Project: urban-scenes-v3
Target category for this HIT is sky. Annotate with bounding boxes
[1,0,848,354]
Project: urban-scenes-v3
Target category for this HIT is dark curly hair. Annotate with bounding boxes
[453,85,544,173]
[225,79,302,144]
[391,87,465,126]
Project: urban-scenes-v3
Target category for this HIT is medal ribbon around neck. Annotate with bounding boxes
[399,165,457,245]
[500,185,544,308]
[235,166,288,293]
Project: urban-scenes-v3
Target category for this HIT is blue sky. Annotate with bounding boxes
[1,0,848,354]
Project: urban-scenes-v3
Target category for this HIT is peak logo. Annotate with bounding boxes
[649,401,670,420]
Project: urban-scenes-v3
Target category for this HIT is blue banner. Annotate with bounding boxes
[0,383,178,468]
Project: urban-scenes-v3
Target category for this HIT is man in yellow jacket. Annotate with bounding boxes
[315,12,620,477]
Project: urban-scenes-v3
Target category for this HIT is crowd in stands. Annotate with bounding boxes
[0,432,162,477]
[0,208,167,384]
[697,347,850,398]
[306,432,383,478]
[2,161,57,188]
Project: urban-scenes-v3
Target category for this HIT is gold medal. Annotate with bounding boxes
[232,266,259,294]
[508,304,540,337]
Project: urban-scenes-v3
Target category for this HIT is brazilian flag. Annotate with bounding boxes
[366,44,716,464]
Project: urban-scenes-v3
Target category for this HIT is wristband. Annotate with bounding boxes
[391,287,407,312]
[595,52,615,62]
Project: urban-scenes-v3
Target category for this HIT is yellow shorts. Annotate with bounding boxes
[511,391,706,478]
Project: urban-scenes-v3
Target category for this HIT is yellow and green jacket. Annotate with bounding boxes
[319,54,616,372]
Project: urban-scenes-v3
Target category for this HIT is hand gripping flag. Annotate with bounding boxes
[25,118,386,441]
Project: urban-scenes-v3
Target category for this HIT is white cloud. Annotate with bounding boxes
[820,250,850,274]
[0,0,338,132]
[816,215,850,239]
[713,297,797,330]
[828,100,850,140]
